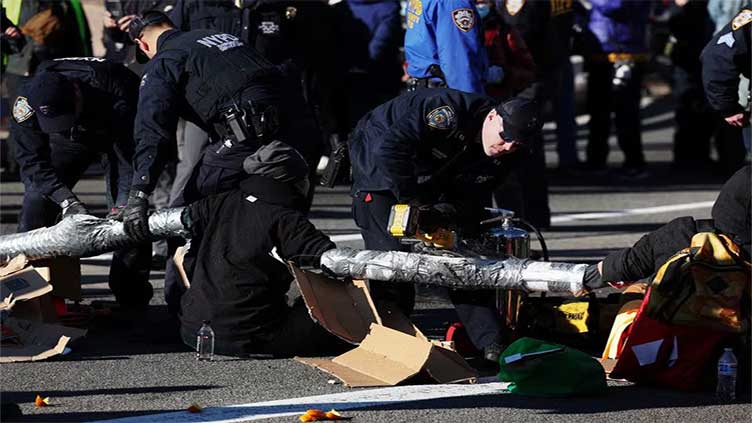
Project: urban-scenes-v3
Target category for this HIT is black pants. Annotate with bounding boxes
[18,141,152,306]
[180,299,350,358]
[586,61,645,168]
[672,65,716,165]
[352,190,503,350]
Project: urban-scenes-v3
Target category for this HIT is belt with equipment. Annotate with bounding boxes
[213,102,279,154]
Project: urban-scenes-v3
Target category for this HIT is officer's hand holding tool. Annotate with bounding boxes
[123,190,151,242]
[60,198,89,218]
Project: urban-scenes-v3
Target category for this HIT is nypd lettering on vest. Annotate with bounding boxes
[196,33,244,51]
[12,96,33,123]
[54,57,107,62]
[426,105,456,130]
[451,8,475,32]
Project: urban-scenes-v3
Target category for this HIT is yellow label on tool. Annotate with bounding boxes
[389,204,411,237]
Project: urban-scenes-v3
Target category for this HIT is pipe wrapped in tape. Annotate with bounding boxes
[320,248,587,295]
[0,207,189,264]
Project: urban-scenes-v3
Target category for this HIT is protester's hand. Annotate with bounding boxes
[4,26,21,38]
[60,199,89,218]
[674,0,689,6]
[117,15,137,32]
[104,11,118,29]
[123,191,151,242]
[725,113,747,127]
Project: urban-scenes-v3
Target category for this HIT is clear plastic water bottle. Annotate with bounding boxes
[196,320,214,361]
[716,347,737,402]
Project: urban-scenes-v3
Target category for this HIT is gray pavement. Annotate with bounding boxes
[1,92,751,422]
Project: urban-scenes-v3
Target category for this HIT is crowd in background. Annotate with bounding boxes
[0,0,749,233]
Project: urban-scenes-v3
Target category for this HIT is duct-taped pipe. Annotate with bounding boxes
[0,208,189,264]
[320,248,588,295]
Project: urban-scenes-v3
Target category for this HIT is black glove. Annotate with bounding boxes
[417,203,458,233]
[123,190,151,242]
[107,206,126,220]
[60,198,89,218]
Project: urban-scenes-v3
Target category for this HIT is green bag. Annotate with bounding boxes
[497,337,608,397]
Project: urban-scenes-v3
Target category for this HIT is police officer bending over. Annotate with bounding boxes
[123,11,298,242]
[10,57,153,307]
[349,87,541,362]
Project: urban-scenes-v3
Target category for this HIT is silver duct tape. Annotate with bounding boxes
[0,208,189,264]
[320,248,588,295]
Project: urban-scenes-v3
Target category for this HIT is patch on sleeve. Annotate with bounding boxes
[506,0,526,16]
[732,9,752,31]
[12,96,33,123]
[452,8,475,32]
[140,73,148,89]
[717,32,736,48]
[426,106,457,130]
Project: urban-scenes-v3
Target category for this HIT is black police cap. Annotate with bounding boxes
[26,72,78,134]
[127,11,173,42]
[494,97,542,145]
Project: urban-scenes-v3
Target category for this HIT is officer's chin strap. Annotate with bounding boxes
[320,247,588,295]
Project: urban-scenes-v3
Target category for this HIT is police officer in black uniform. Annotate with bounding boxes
[9,57,153,307]
[349,87,541,361]
[701,5,752,153]
[122,11,300,244]
[169,0,348,164]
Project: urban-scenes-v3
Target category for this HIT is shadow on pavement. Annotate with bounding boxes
[58,305,190,358]
[4,408,179,423]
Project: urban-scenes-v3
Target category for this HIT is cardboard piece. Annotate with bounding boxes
[173,246,191,289]
[0,256,87,362]
[0,316,86,363]
[0,267,53,311]
[32,257,82,300]
[291,264,477,387]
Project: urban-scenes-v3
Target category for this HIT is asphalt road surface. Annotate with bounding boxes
[1,94,751,422]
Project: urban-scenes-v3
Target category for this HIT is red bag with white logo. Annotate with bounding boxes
[610,288,729,391]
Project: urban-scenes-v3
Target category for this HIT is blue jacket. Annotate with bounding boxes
[405,0,488,94]
[587,0,650,54]
[344,0,402,65]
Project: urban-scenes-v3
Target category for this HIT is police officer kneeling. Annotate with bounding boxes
[122,11,309,242]
[349,87,541,362]
[178,141,348,357]
[9,57,153,307]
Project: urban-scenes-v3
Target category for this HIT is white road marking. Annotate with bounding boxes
[92,381,509,423]
[549,201,714,224]
[330,201,715,243]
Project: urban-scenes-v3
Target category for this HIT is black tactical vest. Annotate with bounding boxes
[160,29,282,123]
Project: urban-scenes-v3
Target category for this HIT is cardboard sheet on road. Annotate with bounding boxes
[0,317,86,363]
[291,264,477,387]
[0,255,87,363]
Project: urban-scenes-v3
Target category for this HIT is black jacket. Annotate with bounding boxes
[349,88,518,203]
[499,0,573,100]
[180,175,335,355]
[603,165,751,282]
[170,0,349,140]
[701,6,751,117]
[132,28,282,194]
[11,58,139,205]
